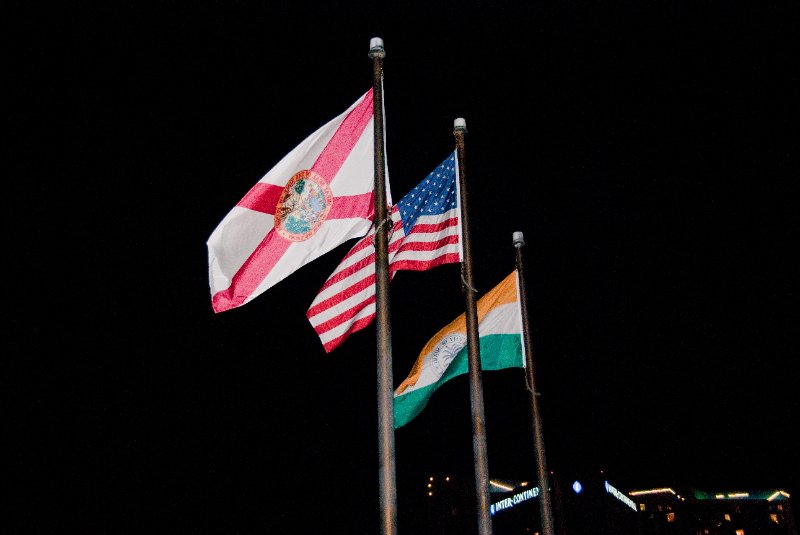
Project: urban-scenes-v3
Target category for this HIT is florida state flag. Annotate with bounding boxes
[208,89,386,313]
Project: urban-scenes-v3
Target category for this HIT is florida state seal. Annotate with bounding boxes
[274,170,333,241]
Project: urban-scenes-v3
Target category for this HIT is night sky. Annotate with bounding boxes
[10,2,798,533]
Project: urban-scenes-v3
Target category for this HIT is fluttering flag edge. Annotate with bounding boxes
[393,333,524,429]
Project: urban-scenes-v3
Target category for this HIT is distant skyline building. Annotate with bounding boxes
[415,471,795,535]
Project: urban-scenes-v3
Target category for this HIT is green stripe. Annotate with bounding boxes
[394,333,523,429]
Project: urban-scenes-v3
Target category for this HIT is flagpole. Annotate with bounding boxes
[454,118,494,535]
[513,231,556,535]
[369,37,398,535]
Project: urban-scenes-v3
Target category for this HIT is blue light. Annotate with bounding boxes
[573,481,583,494]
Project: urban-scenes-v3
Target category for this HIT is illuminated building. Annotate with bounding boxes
[631,487,796,535]
[414,471,796,535]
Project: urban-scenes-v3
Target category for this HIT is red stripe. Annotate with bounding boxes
[322,313,376,353]
[407,217,460,234]
[315,219,403,293]
[236,183,283,214]
[316,242,375,292]
[310,235,453,320]
[311,90,373,183]
[396,234,460,252]
[390,253,462,273]
[308,274,376,318]
[308,203,462,352]
[312,293,376,335]
[212,230,292,312]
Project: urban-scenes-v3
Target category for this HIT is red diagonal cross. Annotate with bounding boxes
[213,91,376,312]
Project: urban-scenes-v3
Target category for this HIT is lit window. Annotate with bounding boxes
[666,512,675,523]
[770,514,779,524]
[639,504,646,511]
[735,530,744,535]
[724,514,731,521]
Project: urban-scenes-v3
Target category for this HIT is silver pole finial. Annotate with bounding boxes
[454,117,467,132]
[513,231,525,248]
[368,37,385,58]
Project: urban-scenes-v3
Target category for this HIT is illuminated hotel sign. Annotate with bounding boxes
[605,481,637,512]
[490,487,540,515]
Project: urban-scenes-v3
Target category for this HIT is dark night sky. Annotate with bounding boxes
[9,2,799,533]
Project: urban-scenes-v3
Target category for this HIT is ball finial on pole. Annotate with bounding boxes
[454,117,467,133]
[369,37,385,58]
[513,231,526,248]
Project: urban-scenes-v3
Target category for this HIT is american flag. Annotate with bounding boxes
[307,152,463,352]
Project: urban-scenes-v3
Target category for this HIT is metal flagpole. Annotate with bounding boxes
[454,118,494,535]
[368,37,398,535]
[513,231,556,535]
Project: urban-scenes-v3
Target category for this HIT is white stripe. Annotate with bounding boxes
[478,302,522,336]
[308,281,376,328]
[407,210,459,227]
[514,270,527,367]
[400,228,458,246]
[454,155,464,260]
[312,246,376,304]
[314,209,404,305]
[318,302,376,344]
[392,244,461,263]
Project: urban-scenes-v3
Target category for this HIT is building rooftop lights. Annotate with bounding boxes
[489,480,515,492]
[768,490,791,501]
[629,488,677,496]
[728,493,750,498]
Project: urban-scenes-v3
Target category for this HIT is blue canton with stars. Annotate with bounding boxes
[396,153,458,236]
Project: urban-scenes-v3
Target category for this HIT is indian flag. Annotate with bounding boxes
[394,271,525,428]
